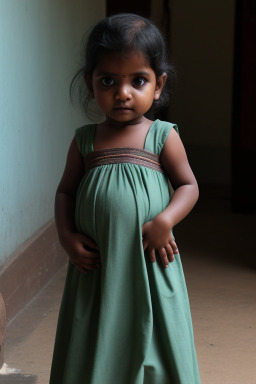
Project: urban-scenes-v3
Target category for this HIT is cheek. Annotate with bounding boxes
[138,89,155,105]
[94,92,112,110]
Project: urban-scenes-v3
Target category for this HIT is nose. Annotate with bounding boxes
[114,84,132,102]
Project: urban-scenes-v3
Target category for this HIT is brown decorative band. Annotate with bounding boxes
[84,147,165,174]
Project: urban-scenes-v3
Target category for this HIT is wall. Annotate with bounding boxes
[0,0,105,265]
[169,0,235,184]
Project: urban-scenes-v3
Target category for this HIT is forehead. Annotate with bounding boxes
[94,50,151,73]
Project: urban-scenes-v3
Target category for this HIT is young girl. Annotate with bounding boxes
[50,13,201,384]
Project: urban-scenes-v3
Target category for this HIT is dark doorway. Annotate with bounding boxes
[232,0,256,213]
[107,0,151,18]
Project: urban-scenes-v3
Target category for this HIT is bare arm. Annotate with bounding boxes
[55,138,83,236]
[157,128,199,228]
[55,137,100,274]
[142,128,199,267]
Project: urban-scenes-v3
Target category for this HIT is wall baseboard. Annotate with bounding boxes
[0,220,67,322]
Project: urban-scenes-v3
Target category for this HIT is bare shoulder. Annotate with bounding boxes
[161,127,188,165]
[160,127,197,189]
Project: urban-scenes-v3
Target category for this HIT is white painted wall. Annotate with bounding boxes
[0,0,105,265]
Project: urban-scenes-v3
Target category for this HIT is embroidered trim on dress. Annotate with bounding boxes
[84,148,164,174]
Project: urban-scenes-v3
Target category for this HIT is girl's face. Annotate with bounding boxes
[89,50,166,123]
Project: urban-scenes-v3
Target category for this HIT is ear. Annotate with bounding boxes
[154,72,167,100]
[85,74,94,98]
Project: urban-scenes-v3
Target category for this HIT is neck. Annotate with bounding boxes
[102,116,147,130]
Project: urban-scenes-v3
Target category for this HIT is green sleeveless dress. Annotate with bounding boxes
[50,120,201,384]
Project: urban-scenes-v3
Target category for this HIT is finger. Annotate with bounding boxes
[82,256,101,265]
[148,248,156,263]
[84,250,101,263]
[75,258,100,271]
[165,243,175,263]
[83,240,99,252]
[82,263,100,271]
[82,249,101,261]
[77,233,99,251]
[78,243,100,259]
[72,250,101,269]
[158,247,169,268]
[169,238,179,254]
[70,260,88,275]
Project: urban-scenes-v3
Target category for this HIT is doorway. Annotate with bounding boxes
[232,0,256,213]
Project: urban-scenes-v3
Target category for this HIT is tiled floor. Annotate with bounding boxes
[3,192,256,384]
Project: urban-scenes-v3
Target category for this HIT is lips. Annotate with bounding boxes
[113,106,132,111]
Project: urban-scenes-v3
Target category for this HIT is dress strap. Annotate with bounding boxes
[144,119,179,156]
[84,147,165,174]
[75,124,96,157]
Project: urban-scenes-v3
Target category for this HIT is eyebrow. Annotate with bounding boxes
[95,71,151,77]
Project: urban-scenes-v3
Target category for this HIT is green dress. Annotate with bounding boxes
[50,120,201,384]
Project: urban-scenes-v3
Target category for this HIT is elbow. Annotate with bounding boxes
[193,180,199,205]
[55,186,76,200]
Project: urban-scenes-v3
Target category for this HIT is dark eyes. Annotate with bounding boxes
[132,77,147,87]
[101,77,114,87]
[100,77,147,88]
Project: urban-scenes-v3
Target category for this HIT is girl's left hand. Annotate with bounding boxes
[142,215,178,268]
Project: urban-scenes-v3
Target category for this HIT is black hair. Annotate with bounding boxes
[70,13,176,119]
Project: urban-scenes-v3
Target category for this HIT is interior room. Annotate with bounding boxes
[0,1,255,383]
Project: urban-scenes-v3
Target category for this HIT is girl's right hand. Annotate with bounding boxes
[60,232,101,274]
